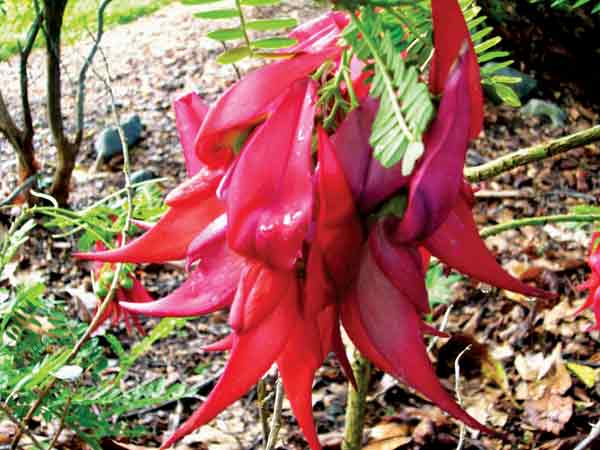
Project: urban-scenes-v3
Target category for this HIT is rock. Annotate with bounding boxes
[94,115,143,162]
[483,66,537,104]
[520,99,567,127]
[130,169,158,184]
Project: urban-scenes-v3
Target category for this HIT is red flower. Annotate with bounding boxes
[575,232,600,330]
[89,241,153,334]
[74,5,556,449]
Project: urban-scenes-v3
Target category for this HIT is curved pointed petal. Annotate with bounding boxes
[394,51,471,243]
[424,194,555,299]
[331,98,409,213]
[315,127,362,291]
[331,323,357,389]
[160,270,299,450]
[353,239,492,433]
[165,166,225,208]
[203,334,234,352]
[174,92,209,176]
[120,241,246,316]
[195,48,341,167]
[370,222,429,314]
[75,196,224,264]
[226,79,316,270]
[430,0,483,139]
[186,214,227,268]
[123,278,154,303]
[277,305,336,450]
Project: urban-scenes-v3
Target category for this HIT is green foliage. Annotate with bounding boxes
[426,262,462,307]
[0,0,174,62]
[536,0,600,13]
[184,0,298,64]
[0,194,193,448]
[345,8,434,173]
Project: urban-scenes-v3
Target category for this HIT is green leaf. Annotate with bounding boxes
[181,0,222,4]
[193,9,239,20]
[246,18,298,31]
[492,83,521,107]
[426,263,462,307]
[251,37,297,50]
[207,27,245,41]
[216,46,252,64]
[241,0,281,5]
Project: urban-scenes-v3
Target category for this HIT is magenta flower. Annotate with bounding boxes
[575,232,600,330]
[74,4,556,449]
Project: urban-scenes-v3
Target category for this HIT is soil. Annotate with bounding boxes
[0,2,600,450]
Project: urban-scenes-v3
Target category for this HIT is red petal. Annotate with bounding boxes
[195,48,340,167]
[315,127,363,290]
[331,323,357,389]
[424,194,555,299]
[226,79,316,270]
[203,334,234,352]
[353,237,492,433]
[160,271,299,449]
[120,241,246,316]
[229,263,291,333]
[75,196,224,264]
[371,222,429,314]
[277,305,336,450]
[165,166,225,208]
[123,278,154,303]
[430,0,483,139]
[394,50,471,243]
[174,92,208,176]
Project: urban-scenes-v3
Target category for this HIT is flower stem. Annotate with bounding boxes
[342,349,371,450]
[480,213,600,238]
[465,125,600,182]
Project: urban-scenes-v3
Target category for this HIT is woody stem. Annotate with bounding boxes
[342,349,372,450]
[465,125,600,182]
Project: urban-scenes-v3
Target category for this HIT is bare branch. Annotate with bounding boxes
[75,0,112,147]
[574,420,600,450]
[264,378,285,450]
[19,10,43,144]
[454,345,472,450]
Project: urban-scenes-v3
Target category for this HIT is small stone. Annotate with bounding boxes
[520,99,567,127]
[483,66,537,103]
[130,169,158,184]
[94,115,144,162]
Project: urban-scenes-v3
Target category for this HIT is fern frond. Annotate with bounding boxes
[184,0,298,65]
[351,9,434,173]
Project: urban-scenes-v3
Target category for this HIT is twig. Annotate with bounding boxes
[0,404,45,450]
[46,394,72,450]
[480,213,600,238]
[0,175,38,207]
[75,0,113,147]
[257,379,271,445]
[465,125,600,182]
[573,420,600,450]
[264,378,285,450]
[427,304,454,352]
[342,348,371,450]
[454,345,472,450]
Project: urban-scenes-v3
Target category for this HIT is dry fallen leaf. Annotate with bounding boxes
[363,436,412,450]
[524,394,573,434]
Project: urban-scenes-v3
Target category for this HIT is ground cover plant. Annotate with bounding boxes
[1,0,600,449]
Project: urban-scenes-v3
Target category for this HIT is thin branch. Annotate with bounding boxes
[19,10,43,144]
[46,394,72,450]
[257,379,271,445]
[264,378,285,450]
[0,175,38,207]
[0,404,45,450]
[427,303,454,352]
[465,125,600,182]
[574,420,600,450]
[75,0,112,147]
[454,345,472,450]
[480,213,600,238]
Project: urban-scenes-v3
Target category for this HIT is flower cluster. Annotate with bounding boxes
[575,232,600,329]
[76,2,554,448]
